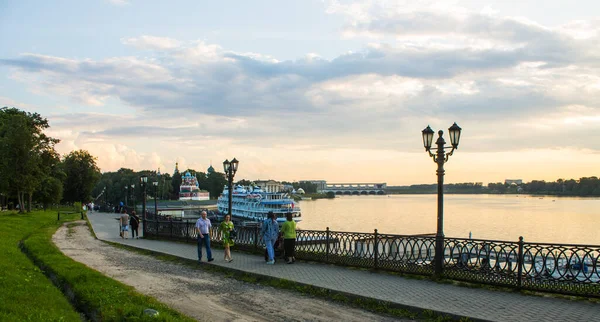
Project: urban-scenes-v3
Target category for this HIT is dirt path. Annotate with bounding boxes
[53,222,411,322]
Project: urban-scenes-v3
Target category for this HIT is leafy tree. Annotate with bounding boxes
[35,150,65,210]
[196,172,208,191]
[237,179,252,186]
[62,150,101,203]
[205,170,227,199]
[0,107,60,212]
[36,176,64,210]
[159,173,172,200]
[171,166,181,200]
[298,182,318,194]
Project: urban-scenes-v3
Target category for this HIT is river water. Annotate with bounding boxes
[297,194,600,245]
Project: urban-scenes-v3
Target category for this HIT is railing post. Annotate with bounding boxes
[326,227,330,263]
[57,211,60,221]
[374,229,379,270]
[170,220,173,239]
[254,225,259,252]
[186,219,189,241]
[517,236,524,289]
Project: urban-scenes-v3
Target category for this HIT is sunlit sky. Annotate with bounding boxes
[2,0,600,185]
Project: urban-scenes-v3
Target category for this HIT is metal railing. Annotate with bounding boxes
[145,219,600,297]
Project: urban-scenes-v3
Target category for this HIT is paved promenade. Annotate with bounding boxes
[88,212,600,322]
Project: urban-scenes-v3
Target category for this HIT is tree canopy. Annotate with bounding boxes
[0,107,61,211]
[62,150,101,204]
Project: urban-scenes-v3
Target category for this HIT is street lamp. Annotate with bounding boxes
[124,185,128,209]
[223,158,239,216]
[153,181,158,219]
[422,122,462,276]
[140,175,148,238]
[131,184,135,210]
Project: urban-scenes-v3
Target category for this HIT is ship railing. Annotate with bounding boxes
[145,222,600,298]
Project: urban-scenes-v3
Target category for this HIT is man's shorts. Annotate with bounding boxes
[121,225,129,231]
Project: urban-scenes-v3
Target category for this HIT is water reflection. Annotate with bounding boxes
[298,194,600,245]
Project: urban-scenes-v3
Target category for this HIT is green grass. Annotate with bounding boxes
[22,215,196,322]
[0,210,82,321]
[0,209,195,321]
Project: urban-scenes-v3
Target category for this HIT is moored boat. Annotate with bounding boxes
[217,185,302,223]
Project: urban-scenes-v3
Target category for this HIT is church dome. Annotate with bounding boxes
[207,165,215,173]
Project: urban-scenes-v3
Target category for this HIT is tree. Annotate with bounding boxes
[237,179,252,186]
[205,171,227,199]
[171,167,181,200]
[298,181,318,194]
[62,150,101,204]
[35,150,64,210]
[0,107,60,212]
[36,176,64,210]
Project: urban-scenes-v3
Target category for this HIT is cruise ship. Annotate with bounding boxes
[217,185,301,223]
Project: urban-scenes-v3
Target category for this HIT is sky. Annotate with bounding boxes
[1,0,600,186]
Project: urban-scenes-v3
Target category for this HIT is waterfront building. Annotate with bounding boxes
[179,171,209,201]
[299,180,327,192]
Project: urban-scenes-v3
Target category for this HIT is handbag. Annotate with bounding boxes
[229,229,237,239]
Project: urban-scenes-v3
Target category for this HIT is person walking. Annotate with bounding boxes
[281,212,296,264]
[195,211,214,262]
[261,211,279,264]
[129,210,140,239]
[119,209,129,239]
[219,214,235,262]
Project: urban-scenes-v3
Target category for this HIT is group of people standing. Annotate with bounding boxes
[119,209,140,239]
[194,210,297,265]
[262,211,297,264]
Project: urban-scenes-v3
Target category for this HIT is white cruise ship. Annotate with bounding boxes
[217,185,301,223]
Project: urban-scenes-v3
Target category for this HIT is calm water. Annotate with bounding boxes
[298,194,600,245]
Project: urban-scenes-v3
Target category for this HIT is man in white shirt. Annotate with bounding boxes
[119,210,129,239]
[195,211,214,262]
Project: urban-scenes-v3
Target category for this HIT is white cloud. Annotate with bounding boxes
[1,96,33,109]
[121,36,181,50]
[3,2,600,182]
[107,0,129,6]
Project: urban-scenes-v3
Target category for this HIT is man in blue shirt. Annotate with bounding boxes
[195,211,214,262]
[261,211,279,264]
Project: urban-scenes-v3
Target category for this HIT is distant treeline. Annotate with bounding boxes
[387,177,600,196]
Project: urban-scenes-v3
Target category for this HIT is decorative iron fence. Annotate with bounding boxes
[144,219,600,297]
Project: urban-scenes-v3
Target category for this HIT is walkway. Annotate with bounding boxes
[87,212,600,322]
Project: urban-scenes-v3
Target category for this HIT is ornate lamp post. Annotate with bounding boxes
[422,122,462,276]
[153,181,158,219]
[222,158,239,216]
[124,185,128,209]
[140,175,148,237]
[131,184,135,210]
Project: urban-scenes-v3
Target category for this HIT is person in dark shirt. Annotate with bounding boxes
[130,211,140,239]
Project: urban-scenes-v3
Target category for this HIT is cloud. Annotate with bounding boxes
[327,1,600,67]
[2,4,600,160]
[1,96,34,109]
[107,0,129,6]
[121,36,182,50]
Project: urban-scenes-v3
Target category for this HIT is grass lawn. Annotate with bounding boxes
[1,209,195,322]
[0,210,82,321]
